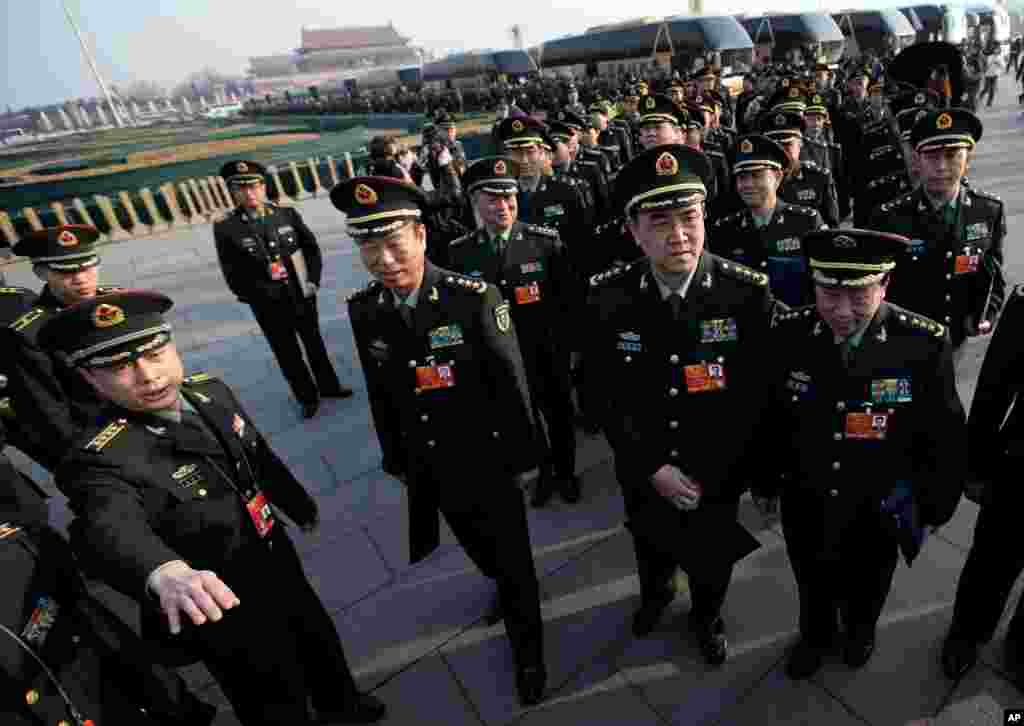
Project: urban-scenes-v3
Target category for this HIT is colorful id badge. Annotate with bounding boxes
[269,259,289,281]
[683,362,727,393]
[514,282,542,305]
[415,363,456,393]
[845,412,888,440]
[246,492,276,538]
[22,596,60,647]
[954,254,979,275]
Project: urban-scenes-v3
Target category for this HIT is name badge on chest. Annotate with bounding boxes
[954,253,979,275]
[684,362,727,393]
[246,492,275,538]
[845,412,888,440]
[415,363,456,393]
[514,282,542,305]
[268,258,289,281]
[22,596,60,647]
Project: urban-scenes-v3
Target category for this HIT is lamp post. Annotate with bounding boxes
[61,0,128,128]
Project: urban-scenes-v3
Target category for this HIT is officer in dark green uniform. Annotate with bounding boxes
[0,424,217,726]
[213,160,351,419]
[335,176,548,706]
[38,291,384,726]
[1,225,117,470]
[711,135,826,307]
[754,229,965,680]
[865,108,1005,347]
[448,157,579,506]
[760,110,840,228]
[585,144,770,666]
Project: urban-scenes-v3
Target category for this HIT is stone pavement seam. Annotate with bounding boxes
[359,522,399,582]
[439,650,491,726]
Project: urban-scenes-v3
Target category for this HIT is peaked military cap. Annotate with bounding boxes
[729,134,790,175]
[639,94,685,127]
[760,109,805,141]
[434,111,457,128]
[588,99,612,115]
[910,108,982,152]
[681,102,705,129]
[803,228,908,288]
[615,144,711,217]
[38,289,174,368]
[896,107,932,141]
[547,120,575,142]
[768,84,808,112]
[497,116,546,148]
[220,159,266,186]
[556,109,587,131]
[804,93,829,116]
[463,157,521,196]
[13,224,101,272]
[889,88,941,117]
[330,176,427,239]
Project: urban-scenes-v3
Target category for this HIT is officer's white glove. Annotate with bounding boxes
[304,281,318,298]
[147,560,240,635]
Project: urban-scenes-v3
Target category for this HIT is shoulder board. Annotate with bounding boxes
[182,372,216,385]
[346,280,383,303]
[589,263,631,288]
[772,305,815,328]
[96,285,123,294]
[785,203,818,216]
[717,259,768,287]
[0,286,33,295]
[441,274,488,294]
[524,224,559,238]
[449,232,474,247]
[713,210,743,227]
[83,418,128,452]
[969,187,1003,205]
[879,192,915,213]
[9,308,47,333]
[890,309,946,339]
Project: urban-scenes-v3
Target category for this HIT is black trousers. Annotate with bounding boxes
[251,296,341,405]
[949,499,1024,645]
[781,492,900,646]
[176,531,359,726]
[524,347,577,480]
[441,485,544,667]
[982,76,998,107]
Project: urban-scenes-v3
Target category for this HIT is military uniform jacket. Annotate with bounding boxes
[584,254,773,572]
[447,222,576,361]
[517,176,593,266]
[55,375,318,602]
[867,186,1006,344]
[348,263,538,562]
[756,303,965,538]
[1,286,116,470]
[710,202,825,307]
[779,161,840,228]
[568,158,610,222]
[213,203,322,309]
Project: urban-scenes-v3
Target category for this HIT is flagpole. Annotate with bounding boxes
[61,0,128,128]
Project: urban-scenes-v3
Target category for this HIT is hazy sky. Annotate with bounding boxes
[6,0,905,109]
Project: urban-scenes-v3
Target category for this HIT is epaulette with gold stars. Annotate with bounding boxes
[589,263,631,287]
[9,308,47,333]
[890,309,946,339]
[717,259,768,287]
[0,397,15,420]
[969,187,1003,205]
[449,232,474,248]
[784,203,819,217]
[712,210,744,227]
[524,224,559,238]
[879,192,915,213]
[771,305,815,329]
[97,285,123,294]
[346,280,383,303]
[867,173,904,190]
[83,419,128,452]
[0,286,33,296]
[182,372,216,386]
[442,274,488,294]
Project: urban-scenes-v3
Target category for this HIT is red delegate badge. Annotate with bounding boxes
[954,254,979,275]
[845,412,888,440]
[683,362,727,393]
[415,364,456,393]
[246,492,276,537]
[514,282,542,305]
[269,259,289,281]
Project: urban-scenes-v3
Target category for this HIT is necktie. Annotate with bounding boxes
[668,294,683,322]
[399,303,414,329]
[839,340,853,369]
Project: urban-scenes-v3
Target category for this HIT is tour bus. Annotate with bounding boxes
[832,9,917,56]
[738,13,846,66]
[899,4,969,44]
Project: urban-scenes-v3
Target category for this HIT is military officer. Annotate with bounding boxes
[865,109,1005,348]
[760,110,840,228]
[548,119,604,222]
[754,229,965,680]
[941,285,1024,682]
[0,424,218,726]
[712,135,826,307]
[448,158,579,506]
[335,176,548,706]
[804,93,850,221]
[588,100,628,171]
[213,160,351,418]
[1,225,117,470]
[585,145,769,666]
[38,291,384,726]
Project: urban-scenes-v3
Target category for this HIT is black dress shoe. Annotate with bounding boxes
[321,692,387,724]
[559,475,582,503]
[786,639,826,680]
[515,664,547,706]
[632,588,675,637]
[322,385,354,399]
[484,592,504,626]
[941,635,979,679]
[843,634,876,669]
[530,471,556,508]
[692,615,728,667]
[302,400,320,419]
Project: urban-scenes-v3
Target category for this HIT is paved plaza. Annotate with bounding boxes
[7,82,1024,725]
